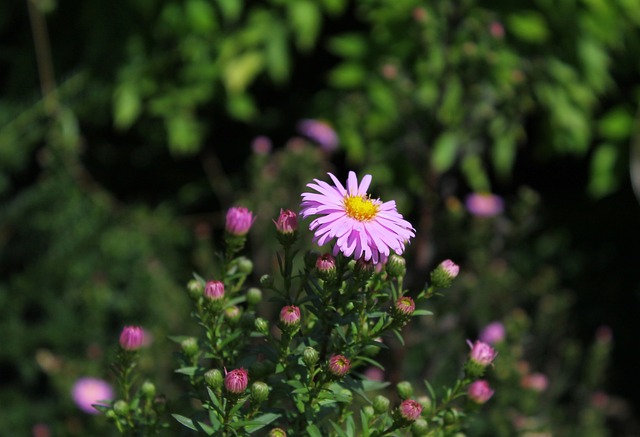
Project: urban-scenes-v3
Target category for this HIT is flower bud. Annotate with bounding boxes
[260,274,274,288]
[204,280,225,301]
[467,380,494,404]
[386,254,407,277]
[465,340,497,378]
[417,395,432,413]
[141,381,156,399]
[396,381,414,399]
[274,209,298,246]
[303,347,319,367]
[362,405,375,419]
[246,287,262,306]
[224,306,242,324]
[250,381,270,403]
[119,326,145,351]
[430,259,460,288]
[315,254,337,281]
[255,317,269,335]
[181,337,199,357]
[394,296,415,318]
[268,428,287,437]
[279,305,301,331]
[399,399,422,421]
[235,257,254,275]
[187,279,203,299]
[225,207,254,237]
[224,368,248,394]
[354,258,375,282]
[204,369,223,389]
[373,395,390,414]
[328,354,351,378]
[113,400,128,416]
[411,418,429,436]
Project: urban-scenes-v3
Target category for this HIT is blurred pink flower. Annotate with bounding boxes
[71,377,113,414]
[489,21,505,39]
[119,326,145,351]
[468,379,494,404]
[521,372,549,392]
[467,340,498,367]
[251,136,272,155]
[225,207,255,236]
[479,321,506,345]
[465,193,504,217]
[32,423,51,437]
[399,399,423,421]
[297,119,339,152]
[363,366,385,382]
[300,172,415,264]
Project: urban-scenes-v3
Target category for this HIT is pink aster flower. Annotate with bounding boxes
[71,377,114,414]
[300,172,415,264]
[297,119,339,152]
[468,380,494,404]
[464,193,504,217]
[224,368,248,394]
[119,326,145,351]
[399,399,423,421]
[521,372,549,392]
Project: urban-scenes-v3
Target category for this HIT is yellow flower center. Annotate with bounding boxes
[344,195,379,221]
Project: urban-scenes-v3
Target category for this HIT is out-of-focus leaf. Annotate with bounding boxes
[327,33,368,59]
[438,76,463,124]
[507,11,550,43]
[288,0,321,51]
[578,38,610,92]
[598,107,634,141]
[113,83,142,130]
[588,142,619,197]
[185,0,216,33]
[328,62,367,89]
[265,22,290,83]
[217,0,242,23]
[491,128,518,178]
[226,93,257,121]
[461,154,490,192]
[166,112,201,155]
[321,0,347,15]
[431,132,459,173]
[222,51,264,93]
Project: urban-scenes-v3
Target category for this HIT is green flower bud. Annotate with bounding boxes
[204,369,223,389]
[362,405,375,419]
[187,279,203,300]
[430,259,460,288]
[113,400,128,416]
[397,381,414,399]
[141,381,156,399]
[181,337,199,357]
[250,381,270,403]
[224,305,242,324]
[303,347,319,367]
[255,317,269,335]
[386,254,407,278]
[373,395,390,414]
[246,287,262,306]
[235,256,254,275]
[417,395,432,413]
[411,418,429,436]
[260,274,273,287]
[268,428,287,437]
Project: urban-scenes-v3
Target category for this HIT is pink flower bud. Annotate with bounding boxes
[316,254,336,272]
[204,280,225,300]
[489,21,505,39]
[225,207,254,236]
[274,209,298,235]
[440,259,460,278]
[279,305,301,326]
[395,296,415,316]
[224,368,248,394]
[468,380,494,404]
[479,321,506,345]
[521,372,548,392]
[467,340,498,367]
[119,326,145,351]
[399,399,423,421]
[328,354,351,378]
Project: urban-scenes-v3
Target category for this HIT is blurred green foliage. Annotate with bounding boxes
[1,0,639,434]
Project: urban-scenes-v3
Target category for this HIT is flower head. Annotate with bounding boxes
[71,377,114,414]
[521,372,549,392]
[395,296,416,317]
[297,119,339,152]
[204,280,225,301]
[467,340,498,367]
[300,172,415,264]
[430,259,460,288]
[465,193,504,217]
[224,368,248,394]
[225,207,255,236]
[468,380,494,404]
[399,399,423,421]
[119,326,145,351]
[274,209,298,235]
[479,321,506,345]
[328,354,351,378]
[279,305,301,327]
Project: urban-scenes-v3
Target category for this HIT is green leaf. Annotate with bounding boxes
[185,0,216,33]
[172,414,197,431]
[265,23,290,83]
[431,132,459,173]
[306,423,323,437]
[461,155,490,192]
[113,83,142,130]
[174,366,198,376]
[327,33,368,59]
[226,93,257,121]
[223,52,264,94]
[166,112,202,155]
[598,107,634,141]
[217,0,242,23]
[588,142,619,197]
[329,62,367,89]
[288,0,321,50]
[507,11,550,43]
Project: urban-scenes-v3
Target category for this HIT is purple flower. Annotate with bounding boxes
[204,280,225,300]
[297,119,339,152]
[119,326,145,351]
[395,296,415,316]
[467,340,498,367]
[479,321,506,345]
[467,380,494,404]
[279,305,301,327]
[399,399,423,421]
[225,207,255,236]
[521,373,549,392]
[251,136,272,155]
[224,368,248,394]
[71,377,114,414]
[439,259,459,278]
[328,354,351,378]
[274,209,298,235]
[464,193,504,217]
[300,172,415,264]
